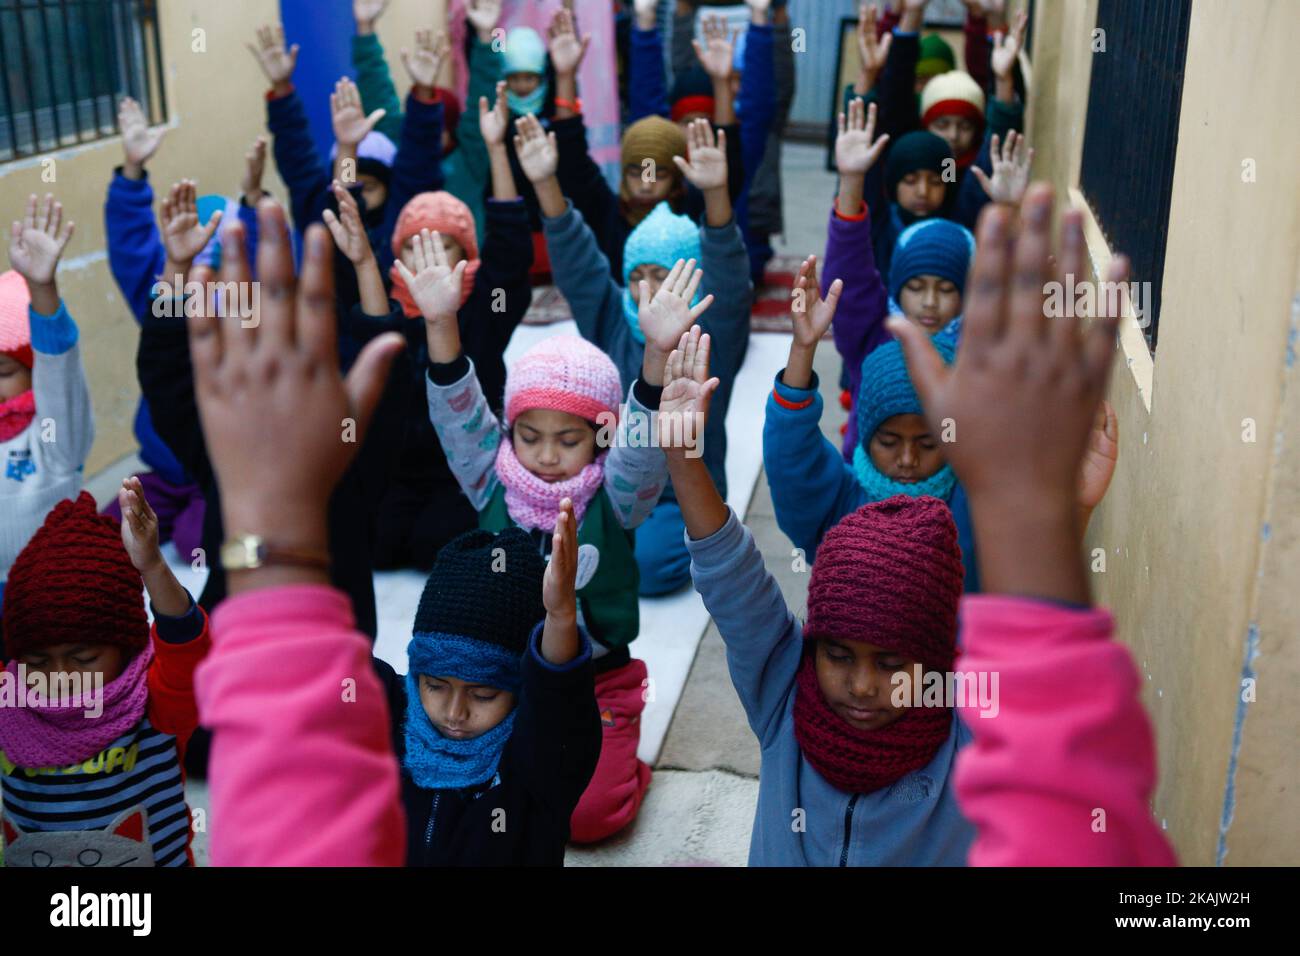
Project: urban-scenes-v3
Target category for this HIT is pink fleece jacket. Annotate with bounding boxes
[954,595,1178,866]
[195,585,405,866]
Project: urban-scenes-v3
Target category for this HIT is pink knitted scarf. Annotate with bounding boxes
[0,389,36,442]
[792,650,953,794]
[494,440,606,533]
[0,644,153,769]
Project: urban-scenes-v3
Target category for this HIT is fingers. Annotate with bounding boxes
[682,262,705,304]
[688,293,715,321]
[186,262,223,390]
[343,331,406,444]
[963,201,1014,345]
[253,199,296,352]
[1006,183,1054,341]
[22,193,36,234]
[971,165,993,198]
[822,278,844,323]
[661,258,686,298]
[395,259,417,289]
[297,224,339,362]
[1049,209,1086,354]
[364,108,386,134]
[1083,255,1128,383]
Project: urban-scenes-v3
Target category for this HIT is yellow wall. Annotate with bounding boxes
[0,0,444,474]
[1026,0,1300,865]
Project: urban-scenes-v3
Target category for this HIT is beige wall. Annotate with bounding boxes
[1027,0,1300,865]
[0,0,444,474]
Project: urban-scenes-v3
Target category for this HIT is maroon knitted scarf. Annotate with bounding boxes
[792,650,953,794]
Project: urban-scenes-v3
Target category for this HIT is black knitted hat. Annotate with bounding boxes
[411,528,547,657]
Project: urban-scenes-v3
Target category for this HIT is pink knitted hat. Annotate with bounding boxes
[804,496,963,671]
[0,271,34,370]
[504,335,623,427]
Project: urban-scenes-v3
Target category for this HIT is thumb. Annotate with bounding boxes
[364,108,387,133]
[971,165,993,198]
[887,316,949,422]
[672,155,692,179]
[288,44,301,69]
[344,331,406,440]
[879,32,893,58]
[201,209,223,243]
[395,259,416,287]
[821,278,844,324]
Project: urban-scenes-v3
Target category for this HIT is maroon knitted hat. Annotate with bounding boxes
[3,492,149,660]
[803,496,963,671]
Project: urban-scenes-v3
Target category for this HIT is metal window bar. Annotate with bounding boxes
[0,0,166,162]
[1079,0,1192,352]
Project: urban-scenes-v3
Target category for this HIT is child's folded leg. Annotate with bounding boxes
[569,657,652,844]
[634,500,692,596]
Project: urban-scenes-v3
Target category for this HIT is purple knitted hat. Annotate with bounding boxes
[504,335,623,427]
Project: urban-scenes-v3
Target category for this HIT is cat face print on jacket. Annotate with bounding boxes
[2,806,155,867]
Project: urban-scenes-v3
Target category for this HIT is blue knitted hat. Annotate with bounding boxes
[857,335,956,448]
[503,27,546,75]
[888,218,976,302]
[621,202,702,343]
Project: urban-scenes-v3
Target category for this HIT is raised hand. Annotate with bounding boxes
[401,29,450,93]
[479,80,511,148]
[633,0,658,31]
[972,130,1034,205]
[638,258,715,355]
[693,15,737,81]
[836,97,890,176]
[542,497,579,622]
[672,118,729,193]
[790,255,842,349]
[395,228,468,322]
[186,204,404,574]
[962,0,1007,23]
[8,193,75,291]
[353,0,389,32]
[331,77,386,148]
[856,4,893,87]
[547,6,591,77]
[159,180,222,271]
[118,476,163,575]
[247,24,299,91]
[991,10,1027,79]
[322,182,374,265]
[466,0,503,42]
[899,0,929,32]
[241,135,269,203]
[119,96,165,176]
[512,113,559,183]
[889,184,1128,603]
[1077,399,1118,519]
[660,326,721,455]
[746,0,771,26]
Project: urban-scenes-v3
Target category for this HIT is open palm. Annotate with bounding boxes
[396,229,465,320]
[513,114,558,182]
[119,97,165,167]
[660,326,720,428]
[638,258,714,353]
[790,255,842,348]
[9,193,74,286]
[160,180,221,266]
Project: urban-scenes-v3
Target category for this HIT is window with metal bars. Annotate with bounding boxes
[1079,0,1192,351]
[0,0,166,163]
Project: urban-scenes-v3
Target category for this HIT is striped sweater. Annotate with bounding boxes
[1,611,210,867]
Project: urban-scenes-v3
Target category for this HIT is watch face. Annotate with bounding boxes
[222,536,265,570]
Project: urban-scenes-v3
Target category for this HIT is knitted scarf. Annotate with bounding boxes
[404,672,517,790]
[0,389,36,442]
[0,644,153,769]
[494,440,606,533]
[792,650,952,794]
[853,444,957,504]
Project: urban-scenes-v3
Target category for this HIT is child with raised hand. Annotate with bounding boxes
[0,479,211,867]
[657,321,974,866]
[370,500,602,866]
[415,226,678,842]
[0,194,93,609]
[891,184,1175,865]
[520,112,752,595]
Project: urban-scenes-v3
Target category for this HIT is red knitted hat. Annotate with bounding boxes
[0,270,34,370]
[2,492,149,660]
[804,496,963,671]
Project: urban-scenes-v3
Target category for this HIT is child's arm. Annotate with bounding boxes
[737,3,777,204]
[876,1,924,139]
[517,115,626,353]
[8,194,94,471]
[105,97,167,318]
[329,76,388,197]
[892,184,1173,865]
[663,330,805,747]
[453,8,506,193]
[399,231,503,510]
[480,82,518,202]
[628,0,669,122]
[323,182,390,317]
[548,7,591,123]
[961,0,998,94]
[853,4,893,98]
[351,0,405,143]
[989,11,1027,108]
[694,14,737,127]
[971,130,1033,207]
[185,205,406,866]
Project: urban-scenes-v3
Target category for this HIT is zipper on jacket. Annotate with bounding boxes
[838,794,860,867]
[423,793,441,862]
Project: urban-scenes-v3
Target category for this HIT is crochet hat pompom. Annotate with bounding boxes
[804,496,963,670]
[505,335,623,428]
[0,270,34,370]
[3,492,148,660]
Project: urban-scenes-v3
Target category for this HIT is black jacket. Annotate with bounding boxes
[372,625,601,866]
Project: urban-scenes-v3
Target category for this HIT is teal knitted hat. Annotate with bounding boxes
[621,202,702,343]
[889,218,976,302]
[503,27,546,75]
[857,335,956,449]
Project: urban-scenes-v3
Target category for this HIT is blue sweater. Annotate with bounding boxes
[762,370,980,594]
[104,171,257,486]
[687,509,976,866]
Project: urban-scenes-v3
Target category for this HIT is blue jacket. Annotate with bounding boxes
[762,370,980,594]
[104,171,257,487]
[687,509,976,866]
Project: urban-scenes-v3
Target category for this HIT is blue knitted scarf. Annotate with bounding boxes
[852,444,957,503]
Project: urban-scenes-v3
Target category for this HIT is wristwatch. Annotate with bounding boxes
[220,534,331,572]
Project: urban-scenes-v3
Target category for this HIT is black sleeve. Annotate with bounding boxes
[370,656,410,762]
[511,623,602,817]
[136,295,212,487]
